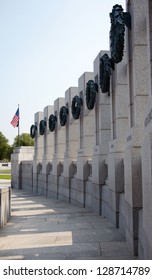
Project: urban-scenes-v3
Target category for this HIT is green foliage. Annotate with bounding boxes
[0,131,34,161]
[0,132,12,161]
[13,133,34,147]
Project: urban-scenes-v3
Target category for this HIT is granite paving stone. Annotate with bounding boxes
[0,189,135,260]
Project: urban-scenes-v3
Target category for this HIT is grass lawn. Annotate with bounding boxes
[0,174,11,180]
[0,169,11,174]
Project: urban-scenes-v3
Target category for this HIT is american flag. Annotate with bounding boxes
[10,108,19,128]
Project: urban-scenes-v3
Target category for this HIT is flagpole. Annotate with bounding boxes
[18,104,20,147]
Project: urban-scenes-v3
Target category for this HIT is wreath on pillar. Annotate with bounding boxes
[86,80,98,110]
[49,114,57,132]
[110,4,131,63]
[71,95,83,120]
[99,53,114,95]
[39,120,46,135]
[59,106,69,126]
[30,124,37,139]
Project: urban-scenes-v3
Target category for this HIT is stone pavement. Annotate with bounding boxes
[0,179,11,185]
[0,189,135,260]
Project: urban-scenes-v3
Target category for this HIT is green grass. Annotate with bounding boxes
[0,174,11,180]
[0,169,11,174]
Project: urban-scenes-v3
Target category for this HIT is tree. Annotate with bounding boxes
[13,133,34,147]
[0,132,13,161]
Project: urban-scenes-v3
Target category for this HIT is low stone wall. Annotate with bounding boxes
[21,161,33,192]
[11,147,34,189]
[0,186,11,228]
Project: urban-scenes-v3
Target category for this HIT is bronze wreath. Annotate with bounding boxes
[59,106,69,126]
[39,120,46,135]
[99,53,114,95]
[30,124,37,139]
[49,114,57,132]
[110,4,131,63]
[71,95,83,120]
[86,80,98,110]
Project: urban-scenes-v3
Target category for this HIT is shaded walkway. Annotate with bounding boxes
[0,189,135,260]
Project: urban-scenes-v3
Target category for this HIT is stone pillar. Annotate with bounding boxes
[33,111,44,193]
[124,0,149,255]
[73,72,94,206]
[107,50,128,228]
[62,87,79,201]
[38,105,54,196]
[139,0,152,260]
[92,51,111,214]
[43,105,54,167]
[48,97,65,198]
[141,99,152,259]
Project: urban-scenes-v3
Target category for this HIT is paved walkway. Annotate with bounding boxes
[0,189,135,260]
[0,179,11,185]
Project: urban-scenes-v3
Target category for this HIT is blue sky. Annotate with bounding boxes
[0,0,125,144]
